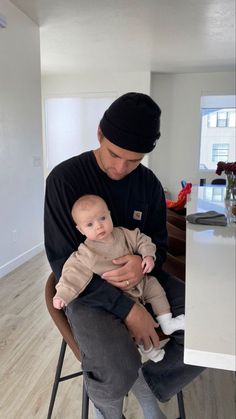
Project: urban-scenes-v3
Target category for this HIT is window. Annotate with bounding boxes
[217,111,228,127]
[207,110,236,128]
[228,111,236,128]
[199,95,236,171]
[212,143,229,162]
[207,112,217,128]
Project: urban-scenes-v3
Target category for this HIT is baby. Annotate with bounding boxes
[53,194,185,362]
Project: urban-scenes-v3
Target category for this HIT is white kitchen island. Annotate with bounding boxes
[184,185,236,371]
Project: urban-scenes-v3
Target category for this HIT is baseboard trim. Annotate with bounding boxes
[184,348,236,371]
[0,243,44,278]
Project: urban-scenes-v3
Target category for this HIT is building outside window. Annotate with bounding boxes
[208,110,236,128]
[199,95,236,171]
[212,143,230,162]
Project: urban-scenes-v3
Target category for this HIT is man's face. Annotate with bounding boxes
[96,129,145,181]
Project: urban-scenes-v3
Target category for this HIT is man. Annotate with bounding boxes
[44,92,203,419]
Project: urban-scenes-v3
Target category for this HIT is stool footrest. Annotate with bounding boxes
[59,371,83,382]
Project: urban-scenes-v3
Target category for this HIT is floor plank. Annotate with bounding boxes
[0,252,235,418]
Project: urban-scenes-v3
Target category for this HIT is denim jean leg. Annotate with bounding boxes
[142,271,205,401]
[65,300,141,404]
[93,397,124,419]
[142,331,205,402]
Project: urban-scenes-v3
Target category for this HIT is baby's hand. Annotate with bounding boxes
[53,297,66,310]
[142,256,155,274]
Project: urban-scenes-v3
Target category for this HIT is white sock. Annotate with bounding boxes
[139,344,165,362]
[157,313,185,335]
[131,368,167,419]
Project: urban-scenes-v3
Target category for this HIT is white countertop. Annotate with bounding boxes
[184,185,236,371]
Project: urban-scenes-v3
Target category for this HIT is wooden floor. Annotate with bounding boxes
[0,252,235,419]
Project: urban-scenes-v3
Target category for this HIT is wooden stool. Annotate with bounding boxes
[45,272,89,419]
[45,272,186,419]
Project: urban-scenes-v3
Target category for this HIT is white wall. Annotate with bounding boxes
[41,71,151,176]
[0,0,44,277]
[150,72,235,198]
[41,71,151,98]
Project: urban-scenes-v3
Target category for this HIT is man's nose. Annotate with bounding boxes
[115,160,126,174]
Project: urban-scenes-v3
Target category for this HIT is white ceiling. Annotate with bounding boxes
[10,0,236,76]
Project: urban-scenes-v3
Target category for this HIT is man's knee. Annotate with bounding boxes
[66,301,141,400]
[88,340,141,400]
[86,315,141,399]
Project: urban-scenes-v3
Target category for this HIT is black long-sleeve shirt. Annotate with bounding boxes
[44,151,168,319]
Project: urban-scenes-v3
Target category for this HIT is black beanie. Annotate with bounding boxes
[100,92,161,153]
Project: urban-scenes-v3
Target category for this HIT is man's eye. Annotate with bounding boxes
[110,152,117,158]
[100,216,106,221]
[87,223,93,227]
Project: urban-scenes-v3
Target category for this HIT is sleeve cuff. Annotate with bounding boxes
[110,293,135,320]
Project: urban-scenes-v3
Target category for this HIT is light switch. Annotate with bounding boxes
[33,156,41,167]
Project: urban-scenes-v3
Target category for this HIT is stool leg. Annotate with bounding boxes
[47,339,67,419]
[176,390,186,419]
[81,379,89,419]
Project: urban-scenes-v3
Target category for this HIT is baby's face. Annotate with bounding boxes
[76,201,113,241]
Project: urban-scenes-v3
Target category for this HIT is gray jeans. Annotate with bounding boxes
[66,271,204,406]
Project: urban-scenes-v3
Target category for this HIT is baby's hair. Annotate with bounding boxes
[71,194,107,223]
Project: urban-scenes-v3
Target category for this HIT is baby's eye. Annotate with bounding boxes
[87,222,93,227]
[100,216,106,221]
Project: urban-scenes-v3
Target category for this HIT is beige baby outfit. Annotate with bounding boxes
[54,227,170,316]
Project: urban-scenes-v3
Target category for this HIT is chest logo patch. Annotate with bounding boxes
[133,210,142,220]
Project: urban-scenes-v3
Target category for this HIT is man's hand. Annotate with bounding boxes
[53,297,66,309]
[102,254,143,290]
[125,303,160,350]
[142,256,155,274]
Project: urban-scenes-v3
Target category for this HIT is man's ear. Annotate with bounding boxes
[97,126,103,144]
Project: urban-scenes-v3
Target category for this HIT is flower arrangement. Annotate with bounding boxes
[216,161,236,176]
[216,161,236,200]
